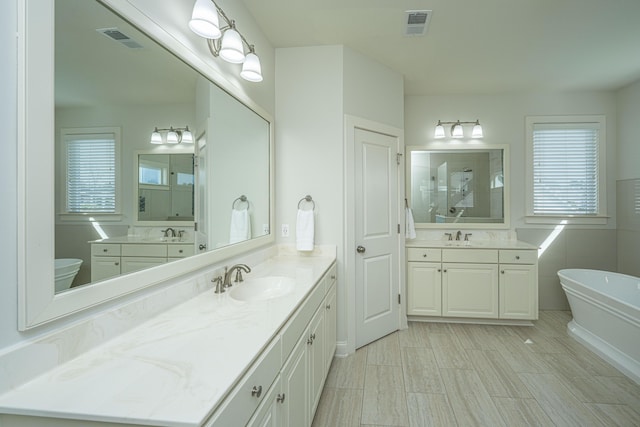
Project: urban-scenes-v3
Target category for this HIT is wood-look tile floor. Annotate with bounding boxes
[312,311,640,427]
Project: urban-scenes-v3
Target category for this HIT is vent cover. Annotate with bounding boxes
[404,10,432,37]
[96,27,144,49]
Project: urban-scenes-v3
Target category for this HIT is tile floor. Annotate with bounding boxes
[311,311,640,426]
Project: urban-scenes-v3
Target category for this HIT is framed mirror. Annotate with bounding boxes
[18,0,274,329]
[406,144,510,229]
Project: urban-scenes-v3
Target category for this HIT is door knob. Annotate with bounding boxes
[356,245,366,253]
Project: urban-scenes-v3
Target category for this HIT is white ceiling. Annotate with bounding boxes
[240,0,640,95]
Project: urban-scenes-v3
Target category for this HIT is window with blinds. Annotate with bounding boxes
[61,129,120,214]
[525,116,606,223]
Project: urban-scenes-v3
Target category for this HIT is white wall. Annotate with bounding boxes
[405,92,618,309]
[1,0,274,351]
[616,79,640,275]
[275,45,404,352]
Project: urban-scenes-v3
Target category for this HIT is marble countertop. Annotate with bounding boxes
[0,254,335,426]
[406,239,539,250]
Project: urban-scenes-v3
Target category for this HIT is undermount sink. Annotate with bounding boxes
[229,276,295,302]
[444,240,485,247]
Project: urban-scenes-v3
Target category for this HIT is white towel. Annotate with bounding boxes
[405,207,417,240]
[296,209,315,251]
[229,208,251,244]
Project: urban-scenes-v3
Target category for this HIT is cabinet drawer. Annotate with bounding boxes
[442,249,498,263]
[206,336,282,427]
[121,244,167,257]
[407,248,442,262]
[91,243,121,256]
[167,244,194,258]
[499,250,537,264]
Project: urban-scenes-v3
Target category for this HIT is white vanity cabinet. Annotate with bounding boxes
[91,242,194,281]
[406,244,538,322]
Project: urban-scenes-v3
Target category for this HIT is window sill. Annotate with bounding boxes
[524,215,609,226]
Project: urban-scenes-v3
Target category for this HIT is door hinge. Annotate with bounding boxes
[194,222,198,232]
[397,224,400,234]
[396,153,403,165]
[398,294,401,304]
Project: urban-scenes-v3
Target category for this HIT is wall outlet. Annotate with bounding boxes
[281,224,290,237]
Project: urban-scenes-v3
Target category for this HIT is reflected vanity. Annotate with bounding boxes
[19,0,274,329]
[406,144,510,229]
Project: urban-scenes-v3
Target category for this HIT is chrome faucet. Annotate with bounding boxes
[456,230,462,241]
[162,227,176,238]
[223,264,251,288]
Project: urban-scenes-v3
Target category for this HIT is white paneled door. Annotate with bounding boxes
[354,128,400,348]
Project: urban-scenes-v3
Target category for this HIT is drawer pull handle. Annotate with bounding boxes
[103,249,108,252]
[251,385,262,398]
[437,269,442,272]
[277,393,286,403]
[179,250,183,253]
[516,255,520,260]
[326,304,331,310]
[443,269,447,273]
[501,270,505,274]
[115,262,119,266]
[423,254,427,258]
[331,275,336,280]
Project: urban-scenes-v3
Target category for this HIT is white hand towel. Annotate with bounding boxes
[405,207,417,240]
[229,208,251,244]
[296,209,315,251]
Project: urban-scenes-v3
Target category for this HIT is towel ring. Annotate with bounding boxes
[298,195,315,211]
[232,195,249,210]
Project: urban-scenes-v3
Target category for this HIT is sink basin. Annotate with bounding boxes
[444,240,485,247]
[229,276,295,302]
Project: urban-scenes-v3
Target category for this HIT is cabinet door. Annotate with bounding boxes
[120,257,166,274]
[247,375,283,427]
[90,256,120,282]
[442,263,498,318]
[500,264,538,320]
[407,262,442,316]
[308,306,325,417]
[281,334,309,427]
[324,284,337,373]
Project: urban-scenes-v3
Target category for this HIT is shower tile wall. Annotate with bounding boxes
[617,178,640,277]
[516,228,617,310]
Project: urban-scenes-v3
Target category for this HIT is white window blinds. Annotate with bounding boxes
[532,123,599,215]
[64,134,116,213]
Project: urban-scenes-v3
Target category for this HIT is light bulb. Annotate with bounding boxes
[434,121,445,138]
[219,26,245,63]
[188,0,221,39]
[240,52,263,82]
[150,128,163,144]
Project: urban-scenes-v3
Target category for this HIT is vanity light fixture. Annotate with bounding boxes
[150,126,194,145]
[434,120,483,139]
[188,0,263,82]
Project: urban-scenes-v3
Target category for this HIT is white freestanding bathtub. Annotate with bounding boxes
[54,258,83,293]
[558,269,640,384]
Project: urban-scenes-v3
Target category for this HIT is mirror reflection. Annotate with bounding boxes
[53,0,270,292]
[409,148,506,225]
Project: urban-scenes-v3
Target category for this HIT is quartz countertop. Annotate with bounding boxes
[0,254,336,427]
[90,236,194,244]
[406,239,539,250]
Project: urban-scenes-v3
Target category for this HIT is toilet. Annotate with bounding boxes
[54,258,83,292]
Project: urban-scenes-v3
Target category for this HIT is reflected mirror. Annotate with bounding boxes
[407,145,509,228]
[53,0,271,290]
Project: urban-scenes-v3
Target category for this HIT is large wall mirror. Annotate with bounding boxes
[18,0,274,329]
[406,144,510,229]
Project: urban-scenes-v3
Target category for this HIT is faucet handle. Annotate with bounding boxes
[444,232,453,241]
[212,276,224,293]
[464,233,472,241]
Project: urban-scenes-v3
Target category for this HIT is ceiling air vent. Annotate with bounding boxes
[96,27,144,49]
[404,10,432,37]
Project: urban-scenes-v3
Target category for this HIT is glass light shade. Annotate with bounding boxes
[188,0,221,39]
[219,28,245,63]
[472,121,483,138]
[167,129,179,144]
[451,122,464,138]
[181,128,194,143]
[240,52,263,82]
[150,129,163,144]
[434,122,445,138]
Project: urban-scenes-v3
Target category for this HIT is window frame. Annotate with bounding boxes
[59,127,122,221]
[525,115,607,225]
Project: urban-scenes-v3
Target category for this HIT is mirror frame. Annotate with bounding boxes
[17,0,275,329]
[134,149,195,226]
[406,143,510,230]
